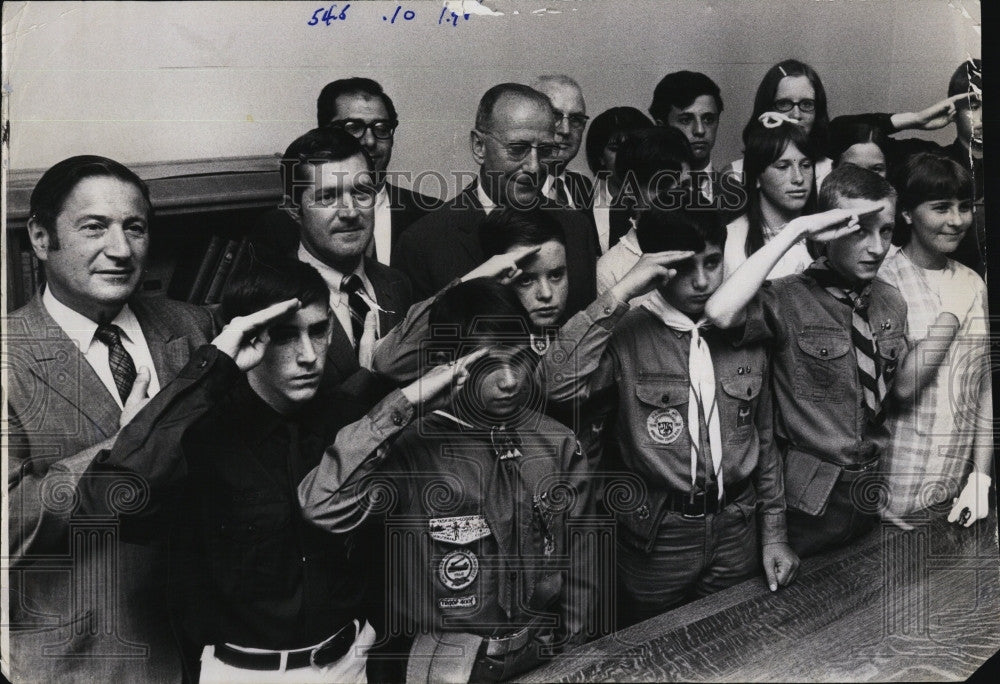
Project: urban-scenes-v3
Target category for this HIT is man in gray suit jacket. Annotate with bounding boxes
[5,156,215,682]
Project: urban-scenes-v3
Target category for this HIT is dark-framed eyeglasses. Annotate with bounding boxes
[555,112,590,130]
[476,130,560,161]
[773,98,816,114]
[329,118,398,140]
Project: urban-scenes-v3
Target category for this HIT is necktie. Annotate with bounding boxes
[805,260,887,422]
[340,274,371,350]
[551,176,570,208]
[94,324,137,403]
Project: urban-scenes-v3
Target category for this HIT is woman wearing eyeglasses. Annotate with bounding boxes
[723,117,818,280]
[725,59,833,187]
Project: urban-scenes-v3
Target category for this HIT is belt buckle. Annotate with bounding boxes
[309,622,355,669]
[681,493,706,518]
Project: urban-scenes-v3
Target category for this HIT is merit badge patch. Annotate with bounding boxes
[736,403,752,428]
[647,408,684,445]
[438,595,477,609]
[438,549,479,590]
[429,515,492,545]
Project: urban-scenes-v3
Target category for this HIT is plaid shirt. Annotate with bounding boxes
[879,248,991,513]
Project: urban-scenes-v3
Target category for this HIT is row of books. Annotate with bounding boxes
[183,234,251,305]
[6,240,41,310]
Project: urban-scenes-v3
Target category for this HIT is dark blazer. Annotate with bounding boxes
[249,182,439,263]
[323,257,413,392]
[5,293,214,683]
[564,170,596,211]
[391,182,598,317]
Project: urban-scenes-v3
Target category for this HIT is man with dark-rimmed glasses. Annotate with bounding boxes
[392,83,598,316]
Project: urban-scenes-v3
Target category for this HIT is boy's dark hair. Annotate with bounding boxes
[281,127,373,207]
[948,59,981,100]
[892,152,973,246]
[819,163,896,212]
[475,84,553,131]
[827,116,891,169]
[614,126,690,190]
[743,59,829,154]
[742,119,819,256]
[585,107,653,175]
[428,278,531,348]
[479,207,566,257]
[635,206,726,255]
[649,70,724,123]
[317,77,398,127]
[30,155,152,248]
[220,257,329,323]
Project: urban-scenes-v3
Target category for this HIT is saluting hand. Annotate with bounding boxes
[401,347,491,411]
[895,93,973,131]
[211,298,301,372]
[610,250,696,302]
[462,244,543,285]
[790,201,885,243]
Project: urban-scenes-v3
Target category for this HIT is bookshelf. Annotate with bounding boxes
[5,155,285,312]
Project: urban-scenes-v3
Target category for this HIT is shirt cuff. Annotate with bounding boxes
[584,288,630,330]
[178,344,242,395]
[367,389,416,440]
[760,512,789,546]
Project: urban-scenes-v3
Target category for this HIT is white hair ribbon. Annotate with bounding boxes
[758,111,800,128]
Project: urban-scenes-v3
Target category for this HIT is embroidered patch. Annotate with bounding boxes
[438,549,479,590]
[736,403,752,428]
[438,595,477,609]
[429,515,492,545]
[646,407,684,445]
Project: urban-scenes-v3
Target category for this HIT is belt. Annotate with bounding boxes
[483,626,533,657]
[213,620,360,671]
[662,478,751,518]
[839,456,881,482]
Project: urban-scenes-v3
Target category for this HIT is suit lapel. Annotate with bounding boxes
[130,298,195,380]
[325,319,360,382]
[365,260,407,333]
[453,184,487,264]
[14,296,121,438]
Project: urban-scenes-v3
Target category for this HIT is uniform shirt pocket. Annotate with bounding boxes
[720,371,763,444]
[877,334,906,387]
[634,379,690,450]
[793,328,852,403]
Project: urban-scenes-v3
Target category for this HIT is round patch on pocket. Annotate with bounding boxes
[646,407,684,445]
[438,549,479,590]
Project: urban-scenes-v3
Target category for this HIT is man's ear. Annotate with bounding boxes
[27,217,52,262]
[901,209,913,225]
[470,129,487,166]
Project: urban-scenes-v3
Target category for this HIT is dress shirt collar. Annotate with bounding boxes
[297,245,371,303]
[542,172,572,205]
[619,224,642,256]
[42,286,143,351]
[475,180,497,215]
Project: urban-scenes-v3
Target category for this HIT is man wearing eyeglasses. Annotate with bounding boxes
[392,83,598,317]
[532,76,593,209]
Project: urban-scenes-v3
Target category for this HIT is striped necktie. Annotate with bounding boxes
[94,324,137,403]
[805,260,886,422]
[339,274,370,350]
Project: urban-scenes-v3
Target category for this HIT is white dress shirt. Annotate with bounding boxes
[42,287,161,408]
[542,172,576,208]
[591,179,614,254]
[595,221,652,307]
[476,182,497,215]
[370,185,392,266]
[298,246,380,345]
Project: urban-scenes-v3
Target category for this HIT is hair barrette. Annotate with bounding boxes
[777,65,789,77]
[758,111,800,128]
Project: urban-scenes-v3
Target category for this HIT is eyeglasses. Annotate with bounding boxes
[555,112,590,130]
[773,98,816,114]
[329,118,398,140]
[476,130,560,161]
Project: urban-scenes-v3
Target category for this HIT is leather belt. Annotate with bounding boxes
[839,456,881,482]
[484,626,533,657]
[662,478,751,518]
[213,620,360,671]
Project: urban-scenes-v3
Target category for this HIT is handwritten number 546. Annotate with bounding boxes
[308,3,350,25]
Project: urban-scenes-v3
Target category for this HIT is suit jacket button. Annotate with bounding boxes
[198,359,208,369]
[391,411,403,426]
[661,393,670,403]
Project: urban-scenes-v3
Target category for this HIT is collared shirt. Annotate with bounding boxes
[740,267,910,467]
[691,162,715,203]
[723,214,812,281]
[475,182,497,215]
[42,286,161,406]
[542,172,575,208]
[298,245,379,344]
[879,249,990,512]
[370,185,392,266]
[592,179,614,254]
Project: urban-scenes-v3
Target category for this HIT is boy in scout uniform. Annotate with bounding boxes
[299,278,596,683]
[705,165,957,557]
[542,206,799,628]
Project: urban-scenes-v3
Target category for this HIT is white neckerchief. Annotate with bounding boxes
[642,291,723,498]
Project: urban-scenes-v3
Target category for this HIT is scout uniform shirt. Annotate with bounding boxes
[299,405,595,642]
[544,302,787,551]
[740,261,909,514]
